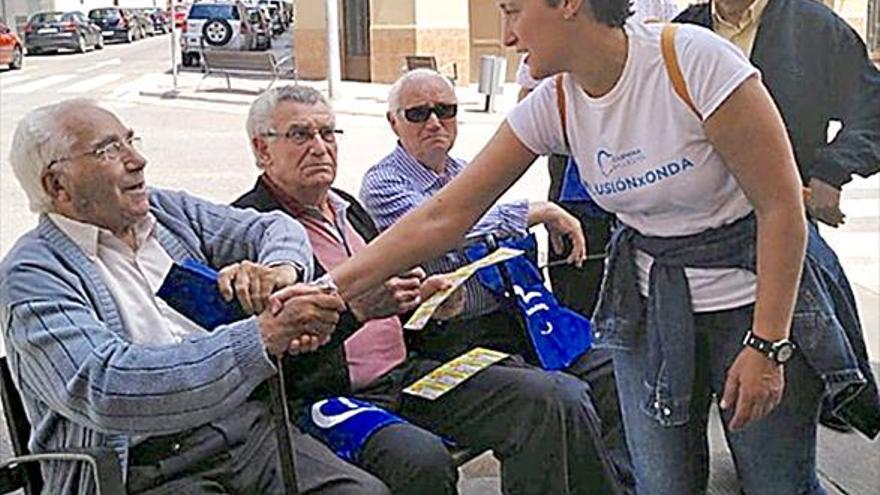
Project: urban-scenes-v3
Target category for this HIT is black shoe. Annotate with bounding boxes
[820,413,855,433]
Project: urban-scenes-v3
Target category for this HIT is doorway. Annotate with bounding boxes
[342,0,370,81]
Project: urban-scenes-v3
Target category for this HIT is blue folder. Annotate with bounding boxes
[156,259,246,330]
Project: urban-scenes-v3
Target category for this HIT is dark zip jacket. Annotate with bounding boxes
[675,0,880,188]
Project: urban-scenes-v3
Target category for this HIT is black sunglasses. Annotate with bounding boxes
[402,103,458,123]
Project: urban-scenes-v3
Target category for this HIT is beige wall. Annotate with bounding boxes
[294,0,470,83]
[292,0,334,80]
[415,0,470,28]
[468,0,519,82]
[370,0,471,84]
[372,0,415,25]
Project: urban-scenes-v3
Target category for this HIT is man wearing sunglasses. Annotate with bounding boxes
[233,84,625,495]
[360,68,635,492]
[361,68,592,353]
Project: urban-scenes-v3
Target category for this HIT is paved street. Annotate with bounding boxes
[1,31,878,494]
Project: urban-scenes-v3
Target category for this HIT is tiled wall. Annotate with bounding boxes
[416,28,471,85]
[293,28,330,80]
[369,27,417,84]
[368,27,470,84]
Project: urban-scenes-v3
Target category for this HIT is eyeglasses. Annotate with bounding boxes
[401,103,458,123]
[47,135,143,169]
[262,126,344,146]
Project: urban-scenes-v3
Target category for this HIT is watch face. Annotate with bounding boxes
[775,343,795,363]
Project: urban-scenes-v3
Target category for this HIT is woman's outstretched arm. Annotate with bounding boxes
[332,122,537,300]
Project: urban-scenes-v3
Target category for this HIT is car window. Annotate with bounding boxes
[188,4,239,20]
[61,13,78,22]
[30,12,64,24]
[89,9,119,19]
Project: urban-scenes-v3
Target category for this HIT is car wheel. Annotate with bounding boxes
[202,18,232,47]
[9,45,23,69]
[76,34,87,53]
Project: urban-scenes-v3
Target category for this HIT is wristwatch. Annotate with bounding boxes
[742,331,796,364]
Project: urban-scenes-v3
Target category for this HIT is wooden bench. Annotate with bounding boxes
[200,49,296,91]
[405,55,458,83]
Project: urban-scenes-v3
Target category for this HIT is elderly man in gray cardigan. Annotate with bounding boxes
[0,99,391,495]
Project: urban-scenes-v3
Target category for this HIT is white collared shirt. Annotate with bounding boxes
[711,0,770,57]
[49,213,208,345]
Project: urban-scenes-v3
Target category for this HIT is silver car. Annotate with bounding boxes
[181,0,255,67]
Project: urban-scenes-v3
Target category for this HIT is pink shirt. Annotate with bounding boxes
[264,177,406,390]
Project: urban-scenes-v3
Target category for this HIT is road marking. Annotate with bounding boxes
[0,74,32,87]
[108,74,160,99]
[59,73,124,93]
[76,58,122,73]
[5,74,77,94]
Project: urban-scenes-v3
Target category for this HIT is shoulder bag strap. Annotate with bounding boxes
[661,23,702,120]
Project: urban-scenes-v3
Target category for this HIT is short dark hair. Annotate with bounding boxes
[545,0,633,28]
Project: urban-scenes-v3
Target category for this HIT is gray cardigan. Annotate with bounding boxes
[0,188,314,494]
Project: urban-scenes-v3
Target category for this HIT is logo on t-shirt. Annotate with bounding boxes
[596,148,646,177]
[591,157,696,197]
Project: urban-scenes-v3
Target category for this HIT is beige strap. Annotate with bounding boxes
[661,24,702,119]
[555,73,570,149]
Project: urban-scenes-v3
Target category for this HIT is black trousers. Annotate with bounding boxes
[350,355,624,495]
[127,400,389,495]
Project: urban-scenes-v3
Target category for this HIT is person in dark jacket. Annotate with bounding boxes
[231,84,629,495]
[674,0,880,227]
[675,0,880,436]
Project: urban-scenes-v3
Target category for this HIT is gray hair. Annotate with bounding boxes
[8,98,97,213]
[387,69,456,114]
[246,85,330,168]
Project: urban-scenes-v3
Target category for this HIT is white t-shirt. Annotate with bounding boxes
[507,21,759,312]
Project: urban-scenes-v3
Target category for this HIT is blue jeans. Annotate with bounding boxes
[612,304,827,495]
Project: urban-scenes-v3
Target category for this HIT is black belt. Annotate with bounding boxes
[129,429,196,466]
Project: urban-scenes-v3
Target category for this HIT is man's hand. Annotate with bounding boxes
[419,274,466,321]
[806,178,845,227]
[720,347,785,430]
[348,268,427,322]
[533,202,587,266]
[257,283,344,356]
[218,262,299,315]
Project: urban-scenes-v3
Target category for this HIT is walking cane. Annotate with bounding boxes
[269,355,299,494]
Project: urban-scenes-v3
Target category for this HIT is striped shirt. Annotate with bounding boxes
[0,189,313,495]
[359,143,529,318]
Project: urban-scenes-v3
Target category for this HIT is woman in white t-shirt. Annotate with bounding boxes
[301,1,856,493]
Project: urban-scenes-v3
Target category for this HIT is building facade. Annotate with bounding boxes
[293,0,878,85]
[293,0,520,85]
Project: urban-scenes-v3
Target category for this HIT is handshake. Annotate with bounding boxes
[216,262,465,356]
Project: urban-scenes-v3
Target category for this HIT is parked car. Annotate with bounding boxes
[258,0,291,29]
[246,7,270,50]
[145,8,170,34]
[0,18,24,69]
[132,9,155,37]
[261,4,284,36]
[173,4,188,29]
[181,0,255,67]
[24,11,103,54]
[88,7,138,43]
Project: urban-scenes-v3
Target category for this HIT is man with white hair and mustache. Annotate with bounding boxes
[0,99,392,495]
